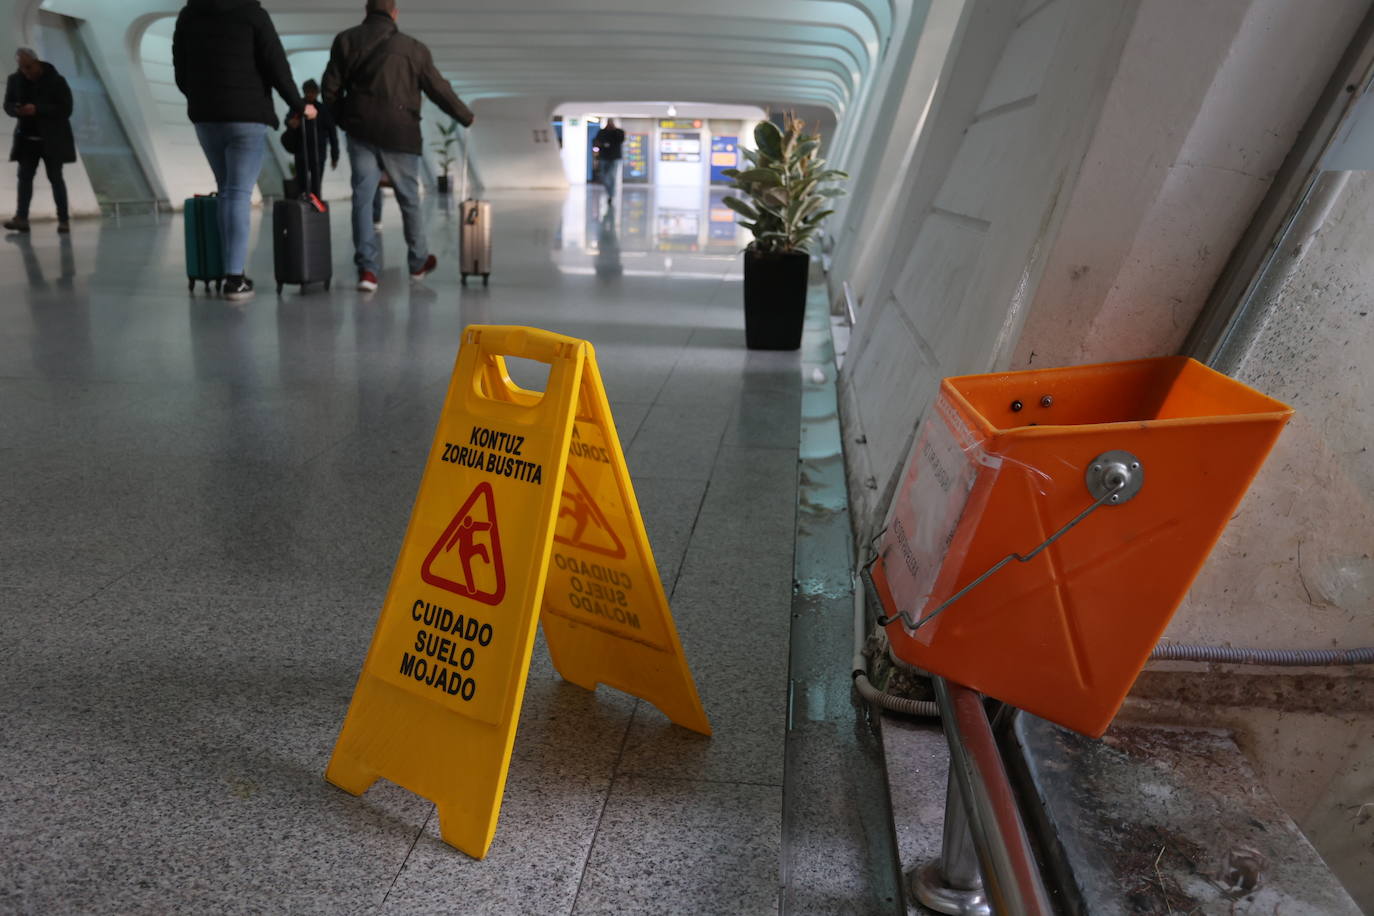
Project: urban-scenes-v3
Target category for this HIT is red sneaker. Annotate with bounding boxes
[357,270,378,292]
[410,254,438,281]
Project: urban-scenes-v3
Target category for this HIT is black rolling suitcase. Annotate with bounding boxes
[273,118,332,294]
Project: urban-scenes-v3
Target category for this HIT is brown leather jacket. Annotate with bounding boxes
[321,12,473,155]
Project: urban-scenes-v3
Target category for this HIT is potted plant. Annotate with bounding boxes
[434,120,460,194]
[722,117,847,349]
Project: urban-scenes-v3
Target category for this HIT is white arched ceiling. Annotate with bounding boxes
[42,0,897,116]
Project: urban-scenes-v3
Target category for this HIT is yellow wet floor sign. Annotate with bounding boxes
[326,325,710,859]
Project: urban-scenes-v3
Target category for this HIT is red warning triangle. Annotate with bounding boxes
[421,481,506,606]
[554,465,626,559]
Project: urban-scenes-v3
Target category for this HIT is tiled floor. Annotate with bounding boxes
[0,187,801,913]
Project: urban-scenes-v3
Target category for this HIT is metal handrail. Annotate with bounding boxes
[933,677,1053,915]
[102,199,168,218]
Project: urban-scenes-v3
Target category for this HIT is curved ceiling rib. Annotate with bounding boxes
[44,0,899,117]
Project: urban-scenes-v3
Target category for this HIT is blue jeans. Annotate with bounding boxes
[194,122,267,275]
[347,136,425,274]
[600,158,620,195]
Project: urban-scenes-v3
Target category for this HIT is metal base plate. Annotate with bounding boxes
[909,861,991,916]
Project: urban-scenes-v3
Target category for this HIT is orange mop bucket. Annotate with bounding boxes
[870,356,1293,736]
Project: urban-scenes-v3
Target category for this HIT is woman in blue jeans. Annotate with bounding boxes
[172,0,313,302]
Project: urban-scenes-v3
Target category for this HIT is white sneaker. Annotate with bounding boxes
[357,270,379,292]
[373,221,384,232]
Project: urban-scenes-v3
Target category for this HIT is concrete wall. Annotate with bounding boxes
[829,0,965,306]
[836,0,1365,539]
[1009,0,1368,371]
[468,98,567,191]
[1126,167,1374,905]
[837,0,1137,532]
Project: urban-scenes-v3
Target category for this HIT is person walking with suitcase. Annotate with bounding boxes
[4,48,76,234]
[322,0,474,292]
[173,0,315,302]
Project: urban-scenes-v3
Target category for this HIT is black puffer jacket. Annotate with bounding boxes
[172,0,304,128]
[322,12,473,155]
[5,63,75,163]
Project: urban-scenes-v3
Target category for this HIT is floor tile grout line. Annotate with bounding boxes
[568,698,640,916]
[56,531,192,609]
[601,773,786,789]
[380,803,434,907]
[667,482,713,603]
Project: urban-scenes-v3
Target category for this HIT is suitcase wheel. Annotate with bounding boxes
[188,278,195,292]
[277,283,284,295]
[324,278,331,291]
[482,274,490,287]
[460,273,468,286]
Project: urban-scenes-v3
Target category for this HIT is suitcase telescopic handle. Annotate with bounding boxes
[460,124,470,202]
[876,450,1145,632]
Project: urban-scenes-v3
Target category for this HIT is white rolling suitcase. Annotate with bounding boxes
[457,128,491,287]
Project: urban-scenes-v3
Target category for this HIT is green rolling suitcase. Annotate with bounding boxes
[184,194,223,293]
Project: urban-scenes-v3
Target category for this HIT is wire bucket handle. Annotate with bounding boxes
[877,450,1145,631]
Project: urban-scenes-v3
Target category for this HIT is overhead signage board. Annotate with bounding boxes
[660,130,702,163]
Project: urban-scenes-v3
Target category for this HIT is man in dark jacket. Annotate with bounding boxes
[283,79,339,198]
[4,48,76,234]
[173,0,315,301]
[322,0,474,292]
[592,118,625,196]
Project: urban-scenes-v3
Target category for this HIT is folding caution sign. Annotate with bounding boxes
[870,356,1293,737]
[326,326,710,859]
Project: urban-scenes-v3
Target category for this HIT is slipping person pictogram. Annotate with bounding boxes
[558,490,593,545]
[554,465,626,559]
[422,482,506,605]
[453,515,492,597]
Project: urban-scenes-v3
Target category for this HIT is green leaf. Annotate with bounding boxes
[803,209,835,226]
[722,196,759,220]
[736,167,782,186]
[754,120,784,159]
[817,187,847,198]
[817,169,849,181]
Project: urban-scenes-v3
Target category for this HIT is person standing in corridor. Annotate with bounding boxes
[173,0,315,302]
[592,118,625,196]
[4,48,76,234]
[322,0,474,292]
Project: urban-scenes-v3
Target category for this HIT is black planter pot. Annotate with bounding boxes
[743,249,810,350]
[437,174,450,194]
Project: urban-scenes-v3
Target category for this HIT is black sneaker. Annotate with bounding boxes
[3,217,30,233]
[223,275,255,302]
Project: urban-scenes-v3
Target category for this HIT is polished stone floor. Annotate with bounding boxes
[0,186,802,913]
